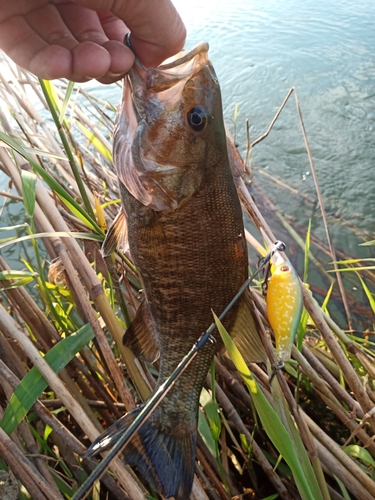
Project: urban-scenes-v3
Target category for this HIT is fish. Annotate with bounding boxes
[86,42,266,499]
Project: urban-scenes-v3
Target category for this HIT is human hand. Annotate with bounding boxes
[0,0,186,83]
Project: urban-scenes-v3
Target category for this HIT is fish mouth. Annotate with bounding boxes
[124,42,210,124]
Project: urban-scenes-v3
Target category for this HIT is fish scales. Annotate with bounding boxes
[87,43,265,499]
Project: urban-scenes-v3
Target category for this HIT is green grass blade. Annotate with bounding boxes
[304,219,311,283]
[213,312,317,500]
[342,445,375,468]
[59,81,76,124]
[0,270,38,280]
[328,266,375,272]
[0,231,103,251]
[75,121,113,162]
[356,273,375,315]
[0,324,94,435]
[0,130,102,233]
[198,410,216,456]
[0,224,28,232]
[39,79,95,220]
[20,170,37,217]
[0,277,35,290]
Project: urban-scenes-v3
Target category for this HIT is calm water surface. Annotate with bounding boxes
[92,0,375,250]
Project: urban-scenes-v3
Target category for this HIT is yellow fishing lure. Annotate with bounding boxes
[266,256,303,363]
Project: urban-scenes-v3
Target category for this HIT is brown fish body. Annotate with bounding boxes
[87,44,265,499]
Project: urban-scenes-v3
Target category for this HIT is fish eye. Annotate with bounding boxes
[186,106,208,132]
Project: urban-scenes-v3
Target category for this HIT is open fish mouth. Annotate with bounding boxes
[126,42,211,124]
[114,42,218,211]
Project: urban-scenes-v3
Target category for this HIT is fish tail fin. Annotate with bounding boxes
[85,404,196,500]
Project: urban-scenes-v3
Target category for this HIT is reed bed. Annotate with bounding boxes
[0,53,374,500]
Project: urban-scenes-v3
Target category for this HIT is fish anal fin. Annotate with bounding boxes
[85,404,196,500]
[230,288,267,364]
[123,300,159,363]
[101,208,128,257]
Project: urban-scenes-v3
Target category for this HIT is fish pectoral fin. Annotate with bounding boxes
[230,288,267,364]
[101,208,128,257]
[85,404,197,500]
[123,300,160,363]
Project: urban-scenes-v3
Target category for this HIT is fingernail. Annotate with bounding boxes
[108,72,125,78]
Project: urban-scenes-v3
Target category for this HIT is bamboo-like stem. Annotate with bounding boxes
[207,372,294,500]
[0,142,150,401]
[302,287,375,432]
[34,176,151,401]
[0,427,58,500]
[303,411,375,497]
[0,360,132,499]
[230,158,375,430]
[253,308,330,500]
[39,79,95,221]
[0,305,145,500]
[315,439,374,500]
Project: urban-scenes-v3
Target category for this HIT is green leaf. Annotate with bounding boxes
[59,81,76,124]
[0,224,28,232]
[356,274,375,315]
[214,312,319,500]
[334,475,351,500]
[1,324,94,435]
[328,266,375,272]
[343,445,375,468]
[0,130,101,233]
[0,277,35,290]
[359,241,375,246]
[0,270,38,280]
[204,399,221,441]
[198,410,216,457]
[0,231,103,250]
[75,120,112,162]
[20,170,37,217]
[303,218,311,283]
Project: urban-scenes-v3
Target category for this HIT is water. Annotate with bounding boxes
[90,0,375,244]
[1,0,374,324]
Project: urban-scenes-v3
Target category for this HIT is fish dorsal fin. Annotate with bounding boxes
[101,208,128,257]
[230,288,267,364]
[123,300,160,363]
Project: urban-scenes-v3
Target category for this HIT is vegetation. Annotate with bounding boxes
[0,56,374,500]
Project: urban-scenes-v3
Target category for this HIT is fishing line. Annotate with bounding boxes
[73,240,286,500]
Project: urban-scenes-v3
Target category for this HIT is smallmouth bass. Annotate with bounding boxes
[86,43,266,499]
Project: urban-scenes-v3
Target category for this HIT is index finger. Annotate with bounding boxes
[73,0,186,66]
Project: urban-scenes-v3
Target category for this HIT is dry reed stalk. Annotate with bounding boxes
[0,304,146,499]
[231,165,375,429]
[0,138,150,402]
[302,346,363,415]
[316,390,375,454]
[303,411,375,497]
[196,447,231,500]
[252,309,330,500]
[33,176,151,401]
[0,427,58,500]
[315,439,373,500]
[206,373,294,500]
[302,289,375,431]
[0,360,130,500]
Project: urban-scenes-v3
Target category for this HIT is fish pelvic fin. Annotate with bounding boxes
[85,405,197,500]
[101,208,128,257]
[230,288,267,363]
[123,299,160,363]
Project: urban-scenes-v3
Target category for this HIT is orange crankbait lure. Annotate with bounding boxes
[265,252,303,363]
